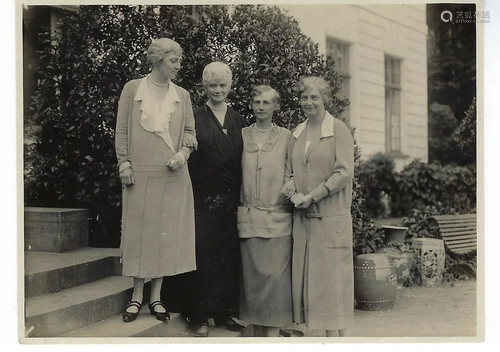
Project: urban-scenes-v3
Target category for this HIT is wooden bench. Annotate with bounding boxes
[431,214,477,255]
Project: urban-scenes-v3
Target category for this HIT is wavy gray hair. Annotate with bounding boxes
[146,38,182,67]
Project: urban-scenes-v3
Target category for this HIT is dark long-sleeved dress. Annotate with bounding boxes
[162,104,246,319]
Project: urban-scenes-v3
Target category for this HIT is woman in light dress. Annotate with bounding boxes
[289,76,355,337]
[115,38,197,323]
[238,85,295,337]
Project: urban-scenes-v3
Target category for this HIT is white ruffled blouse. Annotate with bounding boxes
[133,75,180,153]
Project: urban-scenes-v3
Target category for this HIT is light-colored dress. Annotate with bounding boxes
[237,124,293,327]
[115,77,196,278]
[290,112,355,330]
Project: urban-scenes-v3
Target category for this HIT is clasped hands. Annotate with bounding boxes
[279,179,313,209]
[290,193,314,209]
[167,152,186,171]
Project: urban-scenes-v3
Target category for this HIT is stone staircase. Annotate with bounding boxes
[23,207,245,339]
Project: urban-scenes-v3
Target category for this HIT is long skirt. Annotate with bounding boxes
[239,236,293,327]
[120,165,196,278]
[292,212,354,330]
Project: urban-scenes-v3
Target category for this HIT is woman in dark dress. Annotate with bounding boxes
[162,62,246,337]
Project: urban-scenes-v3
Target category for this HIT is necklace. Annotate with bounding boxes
[207,102,227,111]
[149,76,170,87]
[254,123,273,132]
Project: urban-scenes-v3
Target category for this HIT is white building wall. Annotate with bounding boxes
[280,4,428,168]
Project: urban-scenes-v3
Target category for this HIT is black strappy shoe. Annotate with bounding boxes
[148,300,171,322]
[122,300,142,323]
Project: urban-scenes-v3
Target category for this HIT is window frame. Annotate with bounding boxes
[384,56,403,154]
[326,37,351,122]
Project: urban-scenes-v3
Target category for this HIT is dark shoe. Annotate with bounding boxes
[279,329,305,337]
[193,319,209,337]
[122,300,142,323]
[148,300,170,322]
[214,316,246,332]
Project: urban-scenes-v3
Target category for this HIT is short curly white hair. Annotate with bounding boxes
[202,62,233,86]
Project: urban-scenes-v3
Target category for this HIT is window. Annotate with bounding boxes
[385,56,402,153]
[326,38,350,122]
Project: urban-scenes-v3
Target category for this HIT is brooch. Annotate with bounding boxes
[222,128,228,135]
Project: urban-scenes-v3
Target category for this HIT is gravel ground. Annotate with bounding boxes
[298,280,478,338]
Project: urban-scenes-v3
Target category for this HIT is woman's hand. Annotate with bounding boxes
[279,179,296,199]
[167,153,186,171]
[182,133,198,150]
[291,193,304,206]
[292,193,314,208]
[120,168,135,186]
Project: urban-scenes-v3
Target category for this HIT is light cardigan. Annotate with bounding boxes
[291,111,354,213]
[115,77,195,169]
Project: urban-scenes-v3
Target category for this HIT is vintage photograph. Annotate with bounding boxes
[19,0,482,343]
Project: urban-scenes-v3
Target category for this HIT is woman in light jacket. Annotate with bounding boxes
[289,76,354,337]
[115,38,197,323]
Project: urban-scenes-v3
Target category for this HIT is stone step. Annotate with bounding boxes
[65,313,244,338]
[24,207,89,252]
[25,275,138,337]
[25,247,121,299]
[64,311,191,338]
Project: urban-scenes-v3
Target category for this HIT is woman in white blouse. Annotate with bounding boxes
[115,38,197,323]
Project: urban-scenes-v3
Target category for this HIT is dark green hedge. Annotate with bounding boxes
[25,5,356,247]
[391,161,476,217]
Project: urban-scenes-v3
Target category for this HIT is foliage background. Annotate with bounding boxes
[25,5,361,247]
[23,5,478,280]
[426,3,477,166]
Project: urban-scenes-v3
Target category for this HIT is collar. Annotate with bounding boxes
[292,111,335,139]
[134,76,181,103]
[243,124,281,152]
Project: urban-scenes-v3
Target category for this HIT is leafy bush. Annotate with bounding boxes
[453,97,477,166]
[428,102,458,165]
[355,153,396,219]
[402,204,454,240]
[351,211,385,257]
[24,5,352,247]
[390,161,476,217]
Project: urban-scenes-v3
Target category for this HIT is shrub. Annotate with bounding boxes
[402,204,455,240]
[453,97,477,166]
[355,153,396,219]
[428,102,458,165]
[390,161,476,217]
[25,5,352,247]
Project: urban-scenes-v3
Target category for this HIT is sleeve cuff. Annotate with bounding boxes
[177,151,187,163]
[118,161,131,173]
[310,183,330,203]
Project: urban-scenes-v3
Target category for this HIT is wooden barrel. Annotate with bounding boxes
[354,253,397,311]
